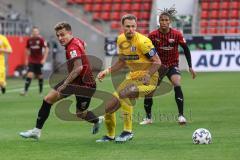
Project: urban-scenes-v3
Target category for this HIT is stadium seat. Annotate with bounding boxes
[218,20,227,27]
[200,20,208,27]
[211,2,219,9]
[92,4,102,11]
[228,20,238,27]
[229,10,239,19]
[230,1,240,9]
[123,0,132,3]
[143,3,152,11]
[111,12,121,20]
[101,12,111,21]
[84,4,93,12]
[75,0,84,4]
[220,1,230,10]
[201,2,209,10]
[92,12,101,21]
[121,3,132,11]
[104,0,112,2]
[226,27,237,34]
[207,28,217,34]
[209,20,218,27]
[210,10,218,19]
[131,11,140,17]
[67,0,76,5]
[112,4,121,11]
[111,21,121,30]
[217,27,226,34]
[102,4,111,11]
[139,12,150,20]
[219,10,228,19]
[95,0,103,3]
[201,11,208,19]
[200,28,207,34]
[84,0,94,3]
[132,3,141,11]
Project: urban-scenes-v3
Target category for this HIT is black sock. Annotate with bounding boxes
[36,100,52,129]
[38,78,43,93]
[144,97,153,119]
[1,87,6,94]
[24,77,32,92]
[174,86,184,116]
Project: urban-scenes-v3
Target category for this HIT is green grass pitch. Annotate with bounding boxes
[0,72,240,160]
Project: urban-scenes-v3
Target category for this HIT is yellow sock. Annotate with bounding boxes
[104,113,116,138]
[121,98,133,133]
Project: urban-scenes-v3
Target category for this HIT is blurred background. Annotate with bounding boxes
[0,0,239,78]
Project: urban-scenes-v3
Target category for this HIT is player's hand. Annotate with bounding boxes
[189,68,196,79]
[97,68,110,82]
[40,59,46,64]
[140,74,151,85]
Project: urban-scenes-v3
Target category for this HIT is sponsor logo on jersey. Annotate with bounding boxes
[70,50,77,58]
[168,39,175,43]
[119,54,139,60]
[131,46,136,52]
[159,46,174,51]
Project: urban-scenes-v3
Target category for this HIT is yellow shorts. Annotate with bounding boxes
[113,74,158,99]
[0,67,6,86]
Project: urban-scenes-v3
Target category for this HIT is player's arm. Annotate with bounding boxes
[0,36,12,54]
[97,58,126,82]
[57,57,83,92]
[41,41,49,64]
[180,41,196,79]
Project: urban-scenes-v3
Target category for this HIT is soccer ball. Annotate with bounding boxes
[192,128,212,144]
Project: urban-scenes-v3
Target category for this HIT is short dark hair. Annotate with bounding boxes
[32,26,39,30]
[54,22,72,31]
[121,14,137,25]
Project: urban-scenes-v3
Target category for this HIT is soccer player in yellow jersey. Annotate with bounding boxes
[96,14,161,142]
[0,34,12,94]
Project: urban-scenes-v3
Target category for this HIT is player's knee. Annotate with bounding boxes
[27,72,34,78]
[119,84,138,99]
[44,95,56,104]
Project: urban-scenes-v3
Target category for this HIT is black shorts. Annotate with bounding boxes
[157,65,181,85]
[28,63,43,75]
[54,81,96,111]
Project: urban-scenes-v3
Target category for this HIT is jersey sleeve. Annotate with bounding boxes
[67,44,84,60]
[26,39,30,49]
[139,37,156,58]
[178,32,187,46]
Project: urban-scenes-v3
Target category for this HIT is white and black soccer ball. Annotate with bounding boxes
[192,128,212,144]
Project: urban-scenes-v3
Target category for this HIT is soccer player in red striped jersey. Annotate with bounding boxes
[19,22,102,140]
[140,7,196,125]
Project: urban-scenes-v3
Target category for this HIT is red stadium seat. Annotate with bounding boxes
[211,2,219,9]
[111,21,121,30]
[229,10,239,19]
[84,0,94,3]
[230,1,239,9]
[201,11,208,19]
[143,3,152,11]
[207,28,217,34]
[220,1,230,10]
[92,12,101,21]
[121,3,131,11]
[131,11,140,17]
[102,4,111,11]
[209,20,218,27]
[200,28,207,34]
[219,10,228,19]
[92,4,102,11]
[104,0,112,2]
[210,10,218,19]
[111,12,121,20]
[138,21,149,27]
[95,0,103,3]
[217,27,226,34]
[114,0,122,3]
[84,4,92,12]
[218,20,227,27]
[67,0,76,5]
[74,0,84,4]
[112,4,121,11]
[123,0,132,3]
[101,12,111,21]
[228,20,238,27]
[226,27,237,34]
[132,3,141,11]
[201,2,209,10]
[200,20,208,27]
[139,12,150,20]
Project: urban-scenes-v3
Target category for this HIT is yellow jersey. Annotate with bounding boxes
[0,35,12,67]
[117,32,157,80]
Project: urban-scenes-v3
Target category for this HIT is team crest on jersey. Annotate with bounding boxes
[70,50,77,58]
[131,46,136,52]
[36,40,40,44]
[168,39,175,43]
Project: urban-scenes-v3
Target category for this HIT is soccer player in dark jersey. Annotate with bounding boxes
[19,22,102,140]
[20,26,49,95]
[140,7,196,125]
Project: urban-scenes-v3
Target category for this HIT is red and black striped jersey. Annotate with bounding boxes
[148,28,186,67]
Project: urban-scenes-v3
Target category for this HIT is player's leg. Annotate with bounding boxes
[0,68,6,94]
[36,64,44,94]
[167,66,186,125]
[20,64,34,95]
[19,89,64,139]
